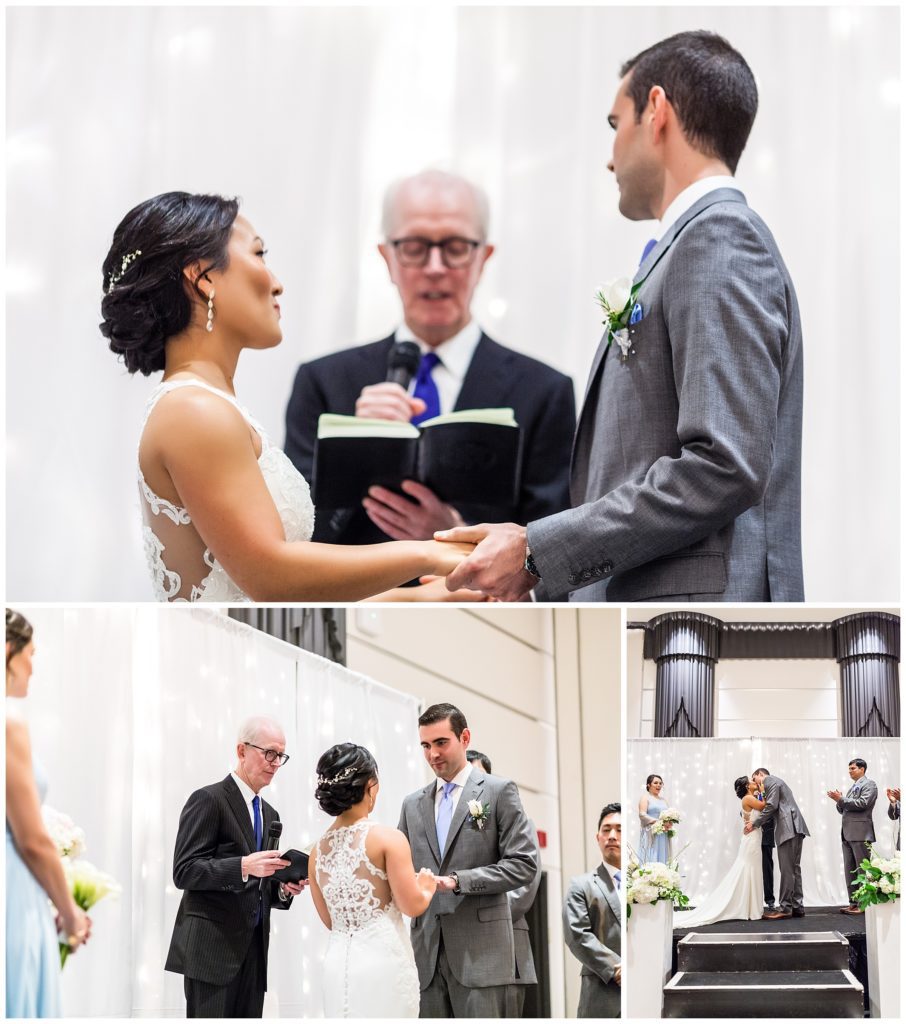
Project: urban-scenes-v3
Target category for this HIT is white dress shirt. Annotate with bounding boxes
[602,859,621,886]
[396,319,483,415]
[433,762,475,821]
[231,771,261,830]
[653,174,740,241]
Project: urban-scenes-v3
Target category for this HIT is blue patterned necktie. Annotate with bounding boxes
[435,781,457,854]
[252,796,262,851]
[411,352,441,426]
[639,238,657,267]
[614,869,622,890]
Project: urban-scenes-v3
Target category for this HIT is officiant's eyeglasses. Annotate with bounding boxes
[244,743,290,766]
[389,236,482,268]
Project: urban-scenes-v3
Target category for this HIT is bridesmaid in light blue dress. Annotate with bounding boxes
[638,773,672,863]
[6,609,91,1018]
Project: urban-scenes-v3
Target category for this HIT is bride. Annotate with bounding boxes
[677,775,764,927]
[100,192,475,602]
[308,743,434,1018]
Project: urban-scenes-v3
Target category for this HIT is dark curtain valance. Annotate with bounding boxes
[228,607,346,664]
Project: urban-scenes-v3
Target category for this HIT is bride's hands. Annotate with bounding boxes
[424,539,475,577]
[416,867,438,898]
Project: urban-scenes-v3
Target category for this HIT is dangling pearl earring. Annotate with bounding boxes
[206,289,215,332]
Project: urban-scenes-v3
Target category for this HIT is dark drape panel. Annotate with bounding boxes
[834,613,900,737]
[228,608,346,664]
[646,613,720,738]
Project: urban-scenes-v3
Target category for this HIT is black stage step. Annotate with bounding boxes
[677,930,850,972]
[663,968,865,1018]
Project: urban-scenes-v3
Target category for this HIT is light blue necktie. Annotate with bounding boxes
[411,352,441,425]
[436,781,456,853]
[614,869,622,890]
[639,238,657,266]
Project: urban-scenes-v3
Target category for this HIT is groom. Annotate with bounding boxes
[440,30,804,602]
[747,769,810,920]
[399,702,538,1017]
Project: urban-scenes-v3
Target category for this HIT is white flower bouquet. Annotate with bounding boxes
[651,807,682,838]
[852,847,900,910]
[625,850,689,919]
[42,806,86,859]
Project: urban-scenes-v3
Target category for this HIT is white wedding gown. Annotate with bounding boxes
[677,808,765,927]
[316,820,420,1018]
[138,379,315,601]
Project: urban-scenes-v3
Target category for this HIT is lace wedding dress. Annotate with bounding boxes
[315,820,420,1018]
[677,808,765,927]
[138,379,315,601]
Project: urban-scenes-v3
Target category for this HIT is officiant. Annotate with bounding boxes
[165,716,306,1018]
[284,169,575,547]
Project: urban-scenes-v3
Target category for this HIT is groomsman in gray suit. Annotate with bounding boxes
[748,769,810,919]
[563,803,622,1017]
[441,30,804,603]
[826,757,878,913]
[399,704,538,1017]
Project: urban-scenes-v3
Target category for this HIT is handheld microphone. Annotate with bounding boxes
[386,340,421,389]
[259,820,284,893]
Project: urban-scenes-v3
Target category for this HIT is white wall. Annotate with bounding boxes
[346,605,622,1018]
[5,5,900,602]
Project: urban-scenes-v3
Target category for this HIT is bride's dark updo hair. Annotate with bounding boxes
[733,775,751,799]
[6,609,33,666]
[100,191,239,376]
[315,743,378,817]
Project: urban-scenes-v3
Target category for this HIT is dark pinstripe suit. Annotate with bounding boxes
[165,775,292,1017]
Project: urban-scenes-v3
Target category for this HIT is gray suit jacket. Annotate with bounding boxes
[508,822,542,986]
[888,799,900,850]
[528,188,804,602]
[563,865,621,1017]
[836,777,878,841]
[755,774,810,846]
[398,768,538,990]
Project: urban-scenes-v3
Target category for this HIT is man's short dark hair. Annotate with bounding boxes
[620,30,758,174]
[418,702,468,738]
[754,767,770,777]
[599,802,621,829]
[849,758,868,771]
[466,749,492,774]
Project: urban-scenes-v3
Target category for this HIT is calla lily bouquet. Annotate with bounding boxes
[594,277,642,360]
[852,847,900,910]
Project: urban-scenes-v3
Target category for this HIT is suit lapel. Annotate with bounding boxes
[440,770,484,869]
[595,863,621,922]
[419,781,443,867]
[454,335,509,410]
[222,775,256,853]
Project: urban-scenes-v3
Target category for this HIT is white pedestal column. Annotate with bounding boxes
[865,899,900,1018]
[627,900,673,1018]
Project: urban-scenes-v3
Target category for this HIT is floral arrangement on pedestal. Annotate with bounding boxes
[852,847,900,910]
[43,806,121,966]
[625,850,689,920]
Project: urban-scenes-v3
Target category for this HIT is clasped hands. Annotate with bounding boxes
[242,850,308,897]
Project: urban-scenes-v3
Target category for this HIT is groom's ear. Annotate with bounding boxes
[647,86,670,141]
[460,727,471,748]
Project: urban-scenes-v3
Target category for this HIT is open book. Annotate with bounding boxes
[312,408,522,508]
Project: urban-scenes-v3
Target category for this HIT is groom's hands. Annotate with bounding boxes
[434,875,459,892]
[436,523,535,601]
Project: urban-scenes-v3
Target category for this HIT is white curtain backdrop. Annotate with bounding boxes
[628,738,901,909]
[15,606,425,1018]
[5,5,899,602]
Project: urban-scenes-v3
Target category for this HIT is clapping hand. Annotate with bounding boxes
[887,788,900,803]
[826,789,843,802]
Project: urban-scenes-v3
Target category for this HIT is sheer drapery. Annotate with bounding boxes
[16,607,424,1017]
[628,738,900,908]
[5,5,900,601]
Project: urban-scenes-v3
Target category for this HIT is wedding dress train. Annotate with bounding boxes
[677,809,764,927]
[315,820,420,1018]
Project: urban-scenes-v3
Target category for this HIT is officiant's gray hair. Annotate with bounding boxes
[381,169,491,241]
[237,716,284,745]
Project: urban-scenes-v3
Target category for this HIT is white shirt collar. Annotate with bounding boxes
[231,770,259,809]
[654,174,740,241]
[435,761,474,795]
[602,859,621,882]
[396,319,482,386]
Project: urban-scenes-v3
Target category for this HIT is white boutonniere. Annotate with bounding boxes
[467,799,490,830]
[594,276,643,361]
